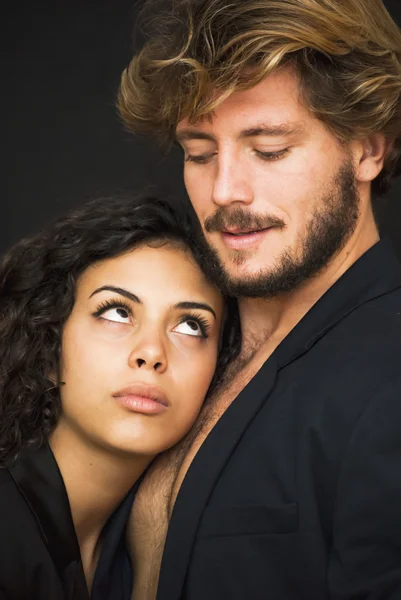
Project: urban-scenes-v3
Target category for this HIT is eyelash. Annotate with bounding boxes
[92,298,132,319]
[176,312,211,339]
[255,149,289,161]
[185,149,289,164]
[92,301,210,338]
[184,153,215,164]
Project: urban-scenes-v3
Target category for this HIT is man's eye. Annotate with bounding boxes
[100,307,131,324]
[255,149,289,161]
[184,153,215,164]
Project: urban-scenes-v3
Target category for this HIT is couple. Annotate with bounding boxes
[2,0,401,598]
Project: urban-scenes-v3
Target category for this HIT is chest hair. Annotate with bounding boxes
[128,336,274,599]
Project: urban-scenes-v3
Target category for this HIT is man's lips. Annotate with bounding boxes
[221,227,270,235]
[112,384,169,415]
[220,227,272,249]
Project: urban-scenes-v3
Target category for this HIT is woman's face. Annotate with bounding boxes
[56,243,223,457]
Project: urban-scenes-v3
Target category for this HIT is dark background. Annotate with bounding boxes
[3,0,401,256]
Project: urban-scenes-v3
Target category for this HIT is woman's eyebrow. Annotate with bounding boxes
[174,301,216,319]
[88,289,215,318]
[89,286,141,304]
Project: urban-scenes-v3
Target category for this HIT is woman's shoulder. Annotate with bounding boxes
[0,465,13,485]
[0,465,26,510]
[0,466,46,590]
[0,461,81,599]
[0,464,44,546]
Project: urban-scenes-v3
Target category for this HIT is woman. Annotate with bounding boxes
[0,195,240,600]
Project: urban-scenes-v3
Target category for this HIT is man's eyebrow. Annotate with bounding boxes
[175,130,216,143]
[240,122,305,138]
[89,286,141,304]
[174,301,216,319]
[175,123,305,143]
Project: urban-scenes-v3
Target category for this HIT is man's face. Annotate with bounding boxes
[176,67,361,297]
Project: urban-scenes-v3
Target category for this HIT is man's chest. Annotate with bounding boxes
[128,375,249,599]
[132,371,249,527]
[132,340,278,526]
[127,348,377,600]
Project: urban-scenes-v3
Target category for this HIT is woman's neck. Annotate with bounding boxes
[49,420,152,591]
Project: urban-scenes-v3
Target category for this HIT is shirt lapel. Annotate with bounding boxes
[157,356,278,600]
[8,443,90,600]
[275,238,401,370]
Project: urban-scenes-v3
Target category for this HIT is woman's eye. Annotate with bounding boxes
[174,319,204,337]
[100,307,131,324]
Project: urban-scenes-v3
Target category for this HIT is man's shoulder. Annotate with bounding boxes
[334,238,401,345]
[338,283,401,349]
[364,279,401,312]
[308,289,401,388]
[285,283,401,408]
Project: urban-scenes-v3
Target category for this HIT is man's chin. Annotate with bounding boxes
[209,243,260,268]
[210,266,278,298]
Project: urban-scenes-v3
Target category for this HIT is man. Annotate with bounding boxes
[97,1,401,598]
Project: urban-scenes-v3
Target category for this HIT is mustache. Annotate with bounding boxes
[204,207,285,233]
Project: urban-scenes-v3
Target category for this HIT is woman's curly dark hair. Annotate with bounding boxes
[0,195,240,466]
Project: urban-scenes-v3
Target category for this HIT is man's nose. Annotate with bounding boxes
[211,154,254,207]
[127,330,167,373]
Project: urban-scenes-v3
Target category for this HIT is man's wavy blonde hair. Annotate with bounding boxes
[118,0,401,194]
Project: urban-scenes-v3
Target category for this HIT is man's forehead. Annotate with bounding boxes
[175,69,309,140]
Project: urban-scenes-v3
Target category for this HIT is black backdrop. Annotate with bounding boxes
[3,0,401,257]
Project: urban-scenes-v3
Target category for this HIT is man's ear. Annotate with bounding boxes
[353,134,392,183]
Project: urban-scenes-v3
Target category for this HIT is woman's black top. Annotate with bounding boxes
[0,443,136,600]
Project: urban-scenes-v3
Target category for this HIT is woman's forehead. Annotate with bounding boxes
[76,244,223,308]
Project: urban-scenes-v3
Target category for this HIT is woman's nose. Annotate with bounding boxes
[127,333,167,373]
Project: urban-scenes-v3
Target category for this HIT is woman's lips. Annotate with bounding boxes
[220,228,271,249]
[116,395,168,415]
[112,384,169,415]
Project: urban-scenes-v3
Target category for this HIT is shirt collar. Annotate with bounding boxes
[8,442,89,598]
[275,237,401,369]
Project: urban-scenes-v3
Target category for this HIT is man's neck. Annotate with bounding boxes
[238,223,380,362]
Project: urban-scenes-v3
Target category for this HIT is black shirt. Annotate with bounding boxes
[0,443,138,600]
[93,238,401,600]
[0,444,89,599]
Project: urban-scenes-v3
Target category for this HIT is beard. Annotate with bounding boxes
[201,161,360,298]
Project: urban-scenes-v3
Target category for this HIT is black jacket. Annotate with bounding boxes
[96,238,401,600]
[0,443,136,600]
[0,444,89,599]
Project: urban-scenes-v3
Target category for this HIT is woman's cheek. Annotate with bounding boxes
[181,350,217,397]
